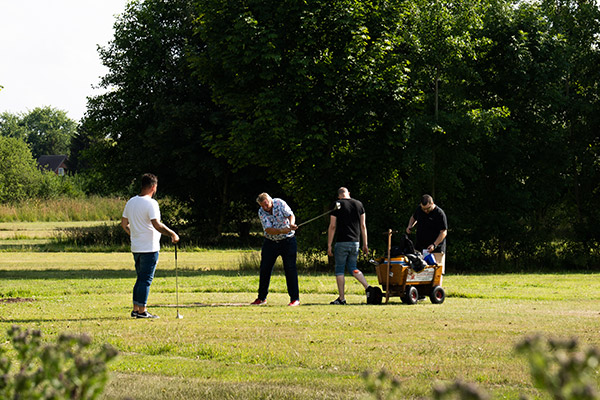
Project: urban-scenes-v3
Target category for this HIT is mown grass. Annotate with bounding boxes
[1,251,599,400]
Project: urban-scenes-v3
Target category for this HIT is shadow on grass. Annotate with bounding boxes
[0,269,320,280]
[1,316,127,324]
[155,302,386,308]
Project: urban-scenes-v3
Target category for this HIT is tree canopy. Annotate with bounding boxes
[81,0,600,269]
[0,107,77,159]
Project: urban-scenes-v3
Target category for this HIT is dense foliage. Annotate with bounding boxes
[0,107,77,159]
[81,0,600,269]
[80,0,275,238]
[0,107,86,202]
[0,326,118,400]
[0,136,84,202]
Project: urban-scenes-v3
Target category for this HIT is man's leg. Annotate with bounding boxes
[133,252,159,313]
[333,242,352,301]
[258,239,278,300]
[281,237,299,302]
[352,269,369,289]
[335,275,346,300]
[345,242,369,289]
[132,253,141,313]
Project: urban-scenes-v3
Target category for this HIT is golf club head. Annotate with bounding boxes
[176,311,183,319]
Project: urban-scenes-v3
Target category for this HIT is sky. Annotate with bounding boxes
[0,1,129,122]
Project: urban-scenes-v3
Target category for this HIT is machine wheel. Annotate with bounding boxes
[402,286,419,305]
[430,286,446,304]
[367,286,383,305]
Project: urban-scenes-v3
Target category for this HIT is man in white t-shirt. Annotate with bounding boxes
[121,173,179,319]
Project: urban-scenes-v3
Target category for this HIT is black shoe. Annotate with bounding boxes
[136,311,159,319]
[330,298,346,305]
[130,310,138,318]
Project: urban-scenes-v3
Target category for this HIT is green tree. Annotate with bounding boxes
[81,0,600,264]
[22,106,77,159]
[0,111,29,141]
[193,0,419,244]
[400,0,492,198]
[457,0,600,266]
[82,0,274,238]
[539,0,600,247]
[0,107,77,159]
[0,136,43,203]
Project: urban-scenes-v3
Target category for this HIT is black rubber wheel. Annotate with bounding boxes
[430,286,446,304]
[402,286,419,305]
[367,286,383,305]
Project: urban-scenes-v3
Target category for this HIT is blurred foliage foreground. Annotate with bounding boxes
[0,326,118,400]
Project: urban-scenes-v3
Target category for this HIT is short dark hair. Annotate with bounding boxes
[421,194,433,206]
[141,173,158,189]
[337,187,348,196]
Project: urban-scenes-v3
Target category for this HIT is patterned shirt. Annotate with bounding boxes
[258,198,295,241]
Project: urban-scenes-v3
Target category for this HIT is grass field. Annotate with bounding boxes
[1,248,599,400]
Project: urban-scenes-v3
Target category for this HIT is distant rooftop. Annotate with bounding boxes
[37,155,68,173]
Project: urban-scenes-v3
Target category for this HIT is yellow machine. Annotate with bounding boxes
[367,229,446,305]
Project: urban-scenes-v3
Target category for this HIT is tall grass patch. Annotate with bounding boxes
[0,196,124,222]
[53,223,130,249]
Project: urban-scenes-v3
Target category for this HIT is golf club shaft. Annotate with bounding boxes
[296,210,333,227]
[297,202,341,228]
[175,243,179,312]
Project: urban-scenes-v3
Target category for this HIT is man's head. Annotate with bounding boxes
[141,173,158,196]
[256,192,274,213]
[337,187,350,199]
[420,194,435,213]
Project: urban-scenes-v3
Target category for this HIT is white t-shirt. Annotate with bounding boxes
[122,195,161,253]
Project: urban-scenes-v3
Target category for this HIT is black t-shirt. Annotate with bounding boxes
[331,198,365,242]
[412,205,448,253]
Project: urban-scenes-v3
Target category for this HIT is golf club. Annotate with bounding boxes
[175,243,183,319]
[296,201,341,228]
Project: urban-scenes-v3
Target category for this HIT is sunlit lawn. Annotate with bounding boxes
[1,249,599,399]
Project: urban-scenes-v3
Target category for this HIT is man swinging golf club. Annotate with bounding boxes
[121,173,179,319]
[251,193,300,306]
[327,187,371,305]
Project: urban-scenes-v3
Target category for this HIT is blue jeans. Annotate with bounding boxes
[334,242,360,275]
[132,252,159,307]
[258,237,299,302]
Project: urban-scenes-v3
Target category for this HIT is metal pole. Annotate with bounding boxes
[175,244,183,319]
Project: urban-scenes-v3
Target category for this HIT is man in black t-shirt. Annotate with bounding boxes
[327,187,371,305]
[406,194,448,256]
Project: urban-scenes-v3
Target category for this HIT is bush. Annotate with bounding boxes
[0,136,41,203]
[37,171,86,200]
[0,325,118,399]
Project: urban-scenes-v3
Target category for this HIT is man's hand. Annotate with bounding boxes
[281,224,297,234]
[362,244,369,255]
[327,245,334,257]
[171,233,180,243]
[405,227,412,234]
